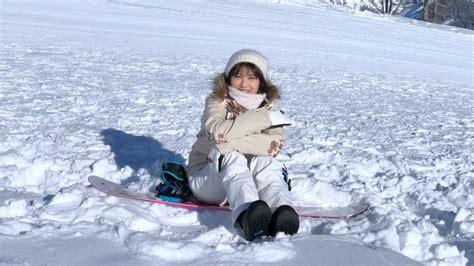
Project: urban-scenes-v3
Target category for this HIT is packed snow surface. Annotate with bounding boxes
[1,0,473,265]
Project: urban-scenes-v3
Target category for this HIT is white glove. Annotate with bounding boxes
[268,109,292,126]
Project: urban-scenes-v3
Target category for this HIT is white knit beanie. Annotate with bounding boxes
[224,49,269,80]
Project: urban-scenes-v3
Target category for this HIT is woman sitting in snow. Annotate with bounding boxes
[186,49,298,241]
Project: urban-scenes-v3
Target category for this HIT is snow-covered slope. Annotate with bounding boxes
[1,0,472,264]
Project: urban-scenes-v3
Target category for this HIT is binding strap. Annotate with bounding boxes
[161,162,187,182]
[156,162,191,202]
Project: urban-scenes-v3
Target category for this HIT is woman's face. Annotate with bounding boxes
[230,66,260,94]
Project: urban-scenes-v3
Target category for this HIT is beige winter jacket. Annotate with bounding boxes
[187,74,285,176]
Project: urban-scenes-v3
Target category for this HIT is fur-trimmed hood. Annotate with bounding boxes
[210,73,281,103]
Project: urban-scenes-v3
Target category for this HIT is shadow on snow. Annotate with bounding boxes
[100,128,185,182]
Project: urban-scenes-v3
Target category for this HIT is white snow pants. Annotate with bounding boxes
[188,147,293,224]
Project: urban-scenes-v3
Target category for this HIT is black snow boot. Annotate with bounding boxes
[236,200,272,241]
[269,205,299,236]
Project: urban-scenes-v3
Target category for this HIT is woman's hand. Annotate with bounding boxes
[268,109,292,126]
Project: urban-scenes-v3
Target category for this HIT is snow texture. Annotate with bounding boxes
[1,0,473,265]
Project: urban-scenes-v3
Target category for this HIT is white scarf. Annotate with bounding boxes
[228,86,266,111]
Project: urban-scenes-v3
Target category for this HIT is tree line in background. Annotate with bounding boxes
[423,0,473,29]
[330,0,473,29]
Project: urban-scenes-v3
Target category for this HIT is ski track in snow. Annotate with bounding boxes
[1,0,473,264]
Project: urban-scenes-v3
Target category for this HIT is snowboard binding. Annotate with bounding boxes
[155,162,191,202]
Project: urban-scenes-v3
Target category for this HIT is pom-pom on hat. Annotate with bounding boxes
[224,49,269,80]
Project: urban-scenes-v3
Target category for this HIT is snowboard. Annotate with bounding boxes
[88,175,369,219]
